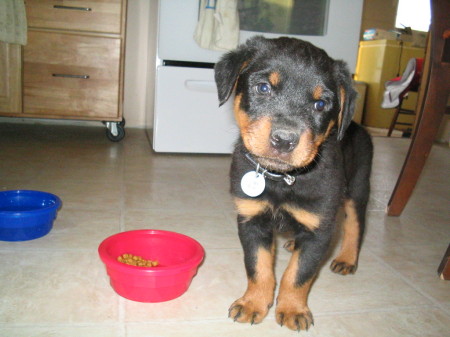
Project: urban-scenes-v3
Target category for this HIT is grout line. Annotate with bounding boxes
[0,247,100,252]
[0,302,444,331]
[119,143,126,233]
[0,322,123,328]
[119,143,127,337]
[118,297,126,337]
[119,199,126,234]
[111,302,446,325]
[312,304,442,318]
[367,249,450,313]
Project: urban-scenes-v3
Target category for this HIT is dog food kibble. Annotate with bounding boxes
[117,254,159,267]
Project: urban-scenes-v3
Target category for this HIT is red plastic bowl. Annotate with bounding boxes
[98,230,204,303]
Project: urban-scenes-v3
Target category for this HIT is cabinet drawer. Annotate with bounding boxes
[24,31,121,119]
[26,0,123,34]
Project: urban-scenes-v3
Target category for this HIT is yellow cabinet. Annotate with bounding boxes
[354,40,425,129]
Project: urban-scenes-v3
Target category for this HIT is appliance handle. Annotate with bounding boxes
[53,5,92,11]
[185,80,217,93]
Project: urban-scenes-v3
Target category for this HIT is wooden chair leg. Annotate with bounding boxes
[387,0,449,216]
[386,92,445,216]
[388,103,402,137]
[438,244,450,280]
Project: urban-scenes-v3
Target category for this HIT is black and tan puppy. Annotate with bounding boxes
[214,36,373,331]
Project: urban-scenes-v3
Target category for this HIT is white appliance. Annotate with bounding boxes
[154,64,237,153]
[152,0,363,153]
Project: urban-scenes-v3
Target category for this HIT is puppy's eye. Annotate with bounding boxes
[314,100,326,111]
[255,83,272,95]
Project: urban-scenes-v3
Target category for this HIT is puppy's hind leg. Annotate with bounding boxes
[330,198,366,275]
[332,124,372,275]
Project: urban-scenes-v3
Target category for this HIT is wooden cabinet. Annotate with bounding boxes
[0,0,127,141]
[354,40,425,129]
[25,0,123,33]
[23,31,121,119]
[0,42,22,113]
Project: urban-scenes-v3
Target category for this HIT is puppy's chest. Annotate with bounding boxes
[263,175,324,201]
[260,201,322,233]
[262,179,341,231]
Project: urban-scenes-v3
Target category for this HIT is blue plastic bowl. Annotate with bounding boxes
[0,190,62,241]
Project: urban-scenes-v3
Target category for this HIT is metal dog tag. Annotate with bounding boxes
[241,171,266,197]
[283,174,296,185]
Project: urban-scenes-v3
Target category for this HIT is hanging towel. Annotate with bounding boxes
[194,0,216,49]
[381,58,417,109]
[194,0,239,51]
[0,0,27,45]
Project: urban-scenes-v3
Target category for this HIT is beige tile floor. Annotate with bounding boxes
[0,123,449,337]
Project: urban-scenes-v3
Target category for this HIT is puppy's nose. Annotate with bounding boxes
[270,130,299,153]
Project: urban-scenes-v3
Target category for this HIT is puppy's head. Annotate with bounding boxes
[214,36,356,172]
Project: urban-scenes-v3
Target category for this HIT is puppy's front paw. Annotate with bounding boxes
[229,296,272,325]
[330,259,357,275]
[275,304,314,331]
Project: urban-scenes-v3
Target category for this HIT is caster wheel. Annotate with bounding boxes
[106,123,125,142]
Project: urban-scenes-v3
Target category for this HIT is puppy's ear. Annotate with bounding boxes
[333,60,357,140]
[214,46,253,106]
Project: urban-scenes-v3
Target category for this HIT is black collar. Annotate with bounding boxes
[244,153,297,186]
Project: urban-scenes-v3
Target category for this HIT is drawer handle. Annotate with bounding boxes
[52,74,90,79]
[53,5,92,11]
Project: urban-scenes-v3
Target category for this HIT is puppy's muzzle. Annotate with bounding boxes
[270,130,299,153]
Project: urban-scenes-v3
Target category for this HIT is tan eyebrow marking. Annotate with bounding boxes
[269,72,280,86]
[313,86,323,100]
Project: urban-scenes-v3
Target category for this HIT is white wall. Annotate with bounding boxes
[123,0,154,128]
[145,1,159,131]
